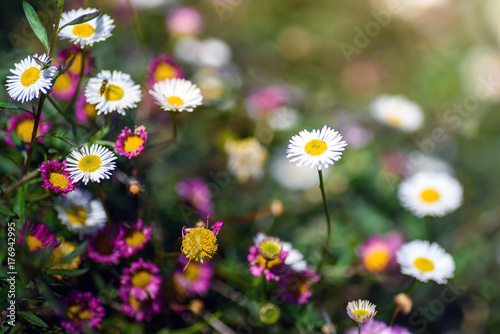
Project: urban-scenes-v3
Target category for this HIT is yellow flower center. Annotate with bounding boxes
[78,154,102,172]
[21,67,41,87]
[49,172,69,190]
[49,240,81,279]
[125,229,146,247]
[184,262,200,281]
[67,305,91,322]
[67,205,87,226]
[67,52,83,74]
[420,189,440,203]
[16,119,35,142]
[85,103,98,121]
[103,84,124,101]
[304,139,327,156]
[414,257,434,272]
[124,135,144,153]
[259,241,281,260]
[129,296,141,309]
[257,254,281,269]
[353,309,370,322]
[131,270,152,288]
[53,73,72,91]
[364,249,390,273]
[26,236,44,252]
[72,23,95,38]
[167,96,184,107]
[154,63,176,81]
[387,115,403,127]
[181,227,218,263]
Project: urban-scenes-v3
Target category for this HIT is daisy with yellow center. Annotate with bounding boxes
[66,144,117,185]
[5,114,50,150]
[371,95,424,133]
[396,240,455,284]
[6,54,57,103]
[147,54,184,87]
[49,238,82,279]
[346,299,377,324]
[119,258,162,301]
[149,78,203,112]
[55,188,107,237]
[360,231,404,274]
[19,222,58,253]
[398,171,463,217]
[85,70,142,115]
[116,220,152,257]
[115,125,148,159]
[39,159,75,196]
[287,125,347,170]
[181,216,224,271]
[58,8,115,47]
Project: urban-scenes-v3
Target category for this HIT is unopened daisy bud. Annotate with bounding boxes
[259,303,280,325]
[394,293,413,315]
[189,299,204,316]
[129,180,142,195]
[321,323,334,334]
[194,220,205,228]
[270,200,284,217]
[346,299,377,324]
[258,237,283,261]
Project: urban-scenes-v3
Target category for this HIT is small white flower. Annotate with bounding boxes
[85,70,142,115]
[396,240,455,284]
[282,242,307,271]
[287,125,347,170]
[55,188,107,237]
[225,138,268,182]
[58,8,115,47]
[371,95,424,133]
[346,299,377,324]
[6,54,57,103]
[398,171,463,217]
[149,78,203,112]
[66,144,117,185]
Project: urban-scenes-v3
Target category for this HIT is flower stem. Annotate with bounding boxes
[62,47,86,116]
[94,183,115,237]
[172,113,178,142]
[0,170,40,197]
[23,0,65,176]
[316,169,332,273]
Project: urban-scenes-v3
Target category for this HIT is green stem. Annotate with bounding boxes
[125,0,146,44]
[0,170,40,197]
[22,0,65,175]
[62,47,86,116]
[261,261,268,301]
[316,169,332,273]
[47,96,71,123]
[172,113,178,142]
[94,183,115,237]
[405,279,418,295]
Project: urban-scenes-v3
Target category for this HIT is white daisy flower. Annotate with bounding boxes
[66,144,117,185]
[287,125,347,170]
[149,78,203,112]
[396,240,455,284]
[55,188,107,237]
[282,242,307,271]
[85,70,142,115]
[346,299,377,324]
[58,8,115,47]
[371,95,424,133]
[225,138,268,182]
[6,54,57,103]
[398,171,463,217]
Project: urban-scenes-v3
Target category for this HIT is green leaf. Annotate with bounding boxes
[59,9,102,31]
[14,187,25,226]
[46,268,88,277]
[0,208,17,217]
[59,240,88,264]
[0,100,30,112]
[17,311,48,328]
[22,1,50,51]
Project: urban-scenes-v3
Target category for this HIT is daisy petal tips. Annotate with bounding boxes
[58,8,115,47]
[286,125,347,170]
[66,144,117,184]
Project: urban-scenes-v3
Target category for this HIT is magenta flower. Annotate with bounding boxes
[119,258,162,301]
[39,159,75,197]
[56,45,96,76]
[147,54,184,87]
[175,177,213,218]
[59,291,105,333]
[247,233,289,282]
[119,291,162,322]
[277,267,320,304]
[115,125,148,159]
[50,72,79,100]
[5,113,50,149]
[174,255,214,297]
[18,222,58,253]
[87,226,121,265]
[245,86,289,119]
[344,320,412,334]
[166,7,204,36]
[360,231,404,274]
[75,91,98,124]
[116,219,152,258]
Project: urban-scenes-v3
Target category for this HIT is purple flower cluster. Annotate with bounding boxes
[59,291,105,333]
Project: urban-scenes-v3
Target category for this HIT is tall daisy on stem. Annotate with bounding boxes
[287,125,347,272]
